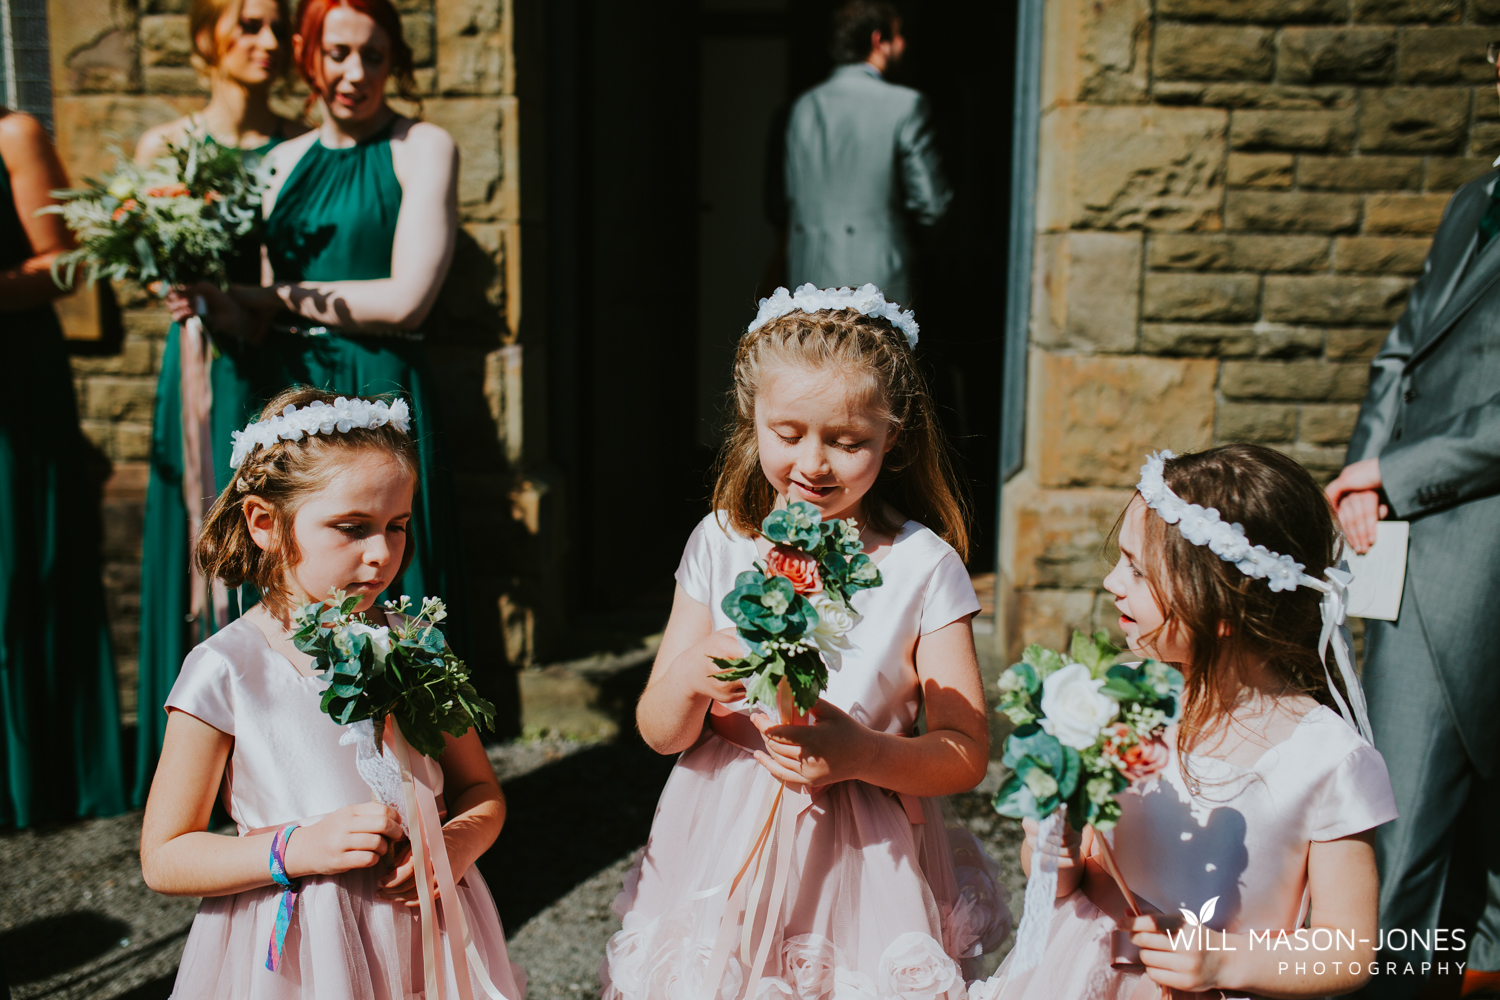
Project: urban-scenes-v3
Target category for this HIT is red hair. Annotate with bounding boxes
[293,0,418,106]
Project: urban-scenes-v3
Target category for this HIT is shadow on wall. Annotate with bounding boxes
[413,227,530,740]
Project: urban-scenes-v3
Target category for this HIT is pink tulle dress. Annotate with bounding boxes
[163,617,527,1000]
[600,513,1012,1000]
[976,705,1397,1000]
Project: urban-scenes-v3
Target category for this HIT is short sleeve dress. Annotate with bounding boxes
[983,705,1397,1000]
[164,618,526,1000]
[600,513,1011,1000]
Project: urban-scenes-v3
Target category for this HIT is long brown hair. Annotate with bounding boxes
[711,307,970,558]
[1112,444,1345,755]
[196,386,420,621]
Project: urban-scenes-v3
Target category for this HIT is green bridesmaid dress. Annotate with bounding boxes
[0,149,125,827]
[133,136,283,806]
[261,117,468,652]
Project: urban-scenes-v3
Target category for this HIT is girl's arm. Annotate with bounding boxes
[377,727,505,904]
[1129,830,1379,998]
[636,584,753,755]
[239,121,458,332]
[141,709,403,897]
[752,616,990,797]
[0,111,75,312]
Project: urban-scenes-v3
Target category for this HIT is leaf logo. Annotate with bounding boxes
[1179,896,1219,928]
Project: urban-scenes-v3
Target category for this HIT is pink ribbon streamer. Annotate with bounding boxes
[387,720,513,1000]
[179,312,228,632]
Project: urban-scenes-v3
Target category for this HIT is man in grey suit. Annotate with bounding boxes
[1327,43,1500,1000]
[781,1,950,305]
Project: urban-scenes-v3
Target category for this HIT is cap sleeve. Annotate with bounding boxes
[1311,743,1398,842]
[919,548,981,636]
[675,514,723,608]
[165,644,236,736]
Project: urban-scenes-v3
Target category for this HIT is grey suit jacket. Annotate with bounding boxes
[1347,171,1500,771]
[783,64,951,303]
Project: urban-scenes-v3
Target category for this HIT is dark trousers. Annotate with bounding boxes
[1352,580,1500,999]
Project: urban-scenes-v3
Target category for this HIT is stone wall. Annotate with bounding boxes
[44,0,521,722]
[998,0,1497,660]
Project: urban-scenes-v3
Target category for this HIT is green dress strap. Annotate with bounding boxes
[265,117,403,283]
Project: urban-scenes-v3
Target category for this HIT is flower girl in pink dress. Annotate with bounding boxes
[600,286,1011,1000]
[139,386,526,1000]
[978,444,1396,1000]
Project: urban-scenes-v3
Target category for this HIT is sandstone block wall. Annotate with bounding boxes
[1000,0,1498,661]
[43,0,520,721]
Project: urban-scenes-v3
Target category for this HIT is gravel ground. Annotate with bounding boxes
[0,736,1025,1000]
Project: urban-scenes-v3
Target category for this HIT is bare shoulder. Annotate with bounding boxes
[0,109,49,158]
[390,118,456,167]
[135,115,195,162]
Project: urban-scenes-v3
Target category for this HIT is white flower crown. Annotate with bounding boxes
[229,396,411,469]
[749,282,919,348]
[1136,450,1373,743]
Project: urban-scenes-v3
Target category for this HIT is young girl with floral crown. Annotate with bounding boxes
[601,285,1011,1000]
[139,385,526,1000]
[979,444,1396,1000]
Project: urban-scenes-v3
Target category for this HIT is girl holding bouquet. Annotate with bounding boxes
[985,445,1397,1000]
[140,385,525,999]
[0,108,126,826]
[169,0,470,660]
[602,287,1010,1000]
[134,0,310,806]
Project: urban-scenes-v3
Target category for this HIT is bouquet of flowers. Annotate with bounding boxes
[992,630,1182,831]
[987,630,1183,977]
[43,128,267,291]
[292,592,510,998]
[292,591,495,758]
[710,501,881,718]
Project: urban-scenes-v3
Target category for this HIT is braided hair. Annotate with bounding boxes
[712,307,970,559]
[196,385,420,621]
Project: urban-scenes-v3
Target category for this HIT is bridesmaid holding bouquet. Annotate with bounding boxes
[134,0,308,805]
[175,0,469,653]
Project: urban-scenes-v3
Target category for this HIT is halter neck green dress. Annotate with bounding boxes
[133,133,285,806]
[261,118,468,650]
[0,149,125,827]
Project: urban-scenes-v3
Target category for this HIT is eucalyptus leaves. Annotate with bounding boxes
[293,592,495,759]
[44,128,267,292]
[992,631,1182,831]
[710,502,882,715]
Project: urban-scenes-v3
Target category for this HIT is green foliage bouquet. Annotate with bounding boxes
[992,631,1183,831]
[710,502,882,717]
[292,592,495,759]
[43,128,266,291]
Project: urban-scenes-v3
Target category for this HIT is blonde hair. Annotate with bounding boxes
[190,0,292,74]
[196,386,420,621]
[712,307,970,559]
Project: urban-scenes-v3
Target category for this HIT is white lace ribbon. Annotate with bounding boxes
[1005,807,1062,979]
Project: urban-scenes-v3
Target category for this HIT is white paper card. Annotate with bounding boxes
[1344,521,1409,621]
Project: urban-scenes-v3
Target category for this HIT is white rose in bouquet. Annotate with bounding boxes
[343,622,393,666]
[1038,662,1119,750]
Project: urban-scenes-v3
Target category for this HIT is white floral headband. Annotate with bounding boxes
[229,396,411,469]
[1137,451,1372,743]
[749,282,919,348]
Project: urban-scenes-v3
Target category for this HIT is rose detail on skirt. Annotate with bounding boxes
[878,932,964,1000]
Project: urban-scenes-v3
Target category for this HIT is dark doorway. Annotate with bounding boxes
[517,0,1015,630]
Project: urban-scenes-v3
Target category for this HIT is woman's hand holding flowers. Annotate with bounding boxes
[750,699,875,787]
[1020,814,1092,898]
[164,280,271,344]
